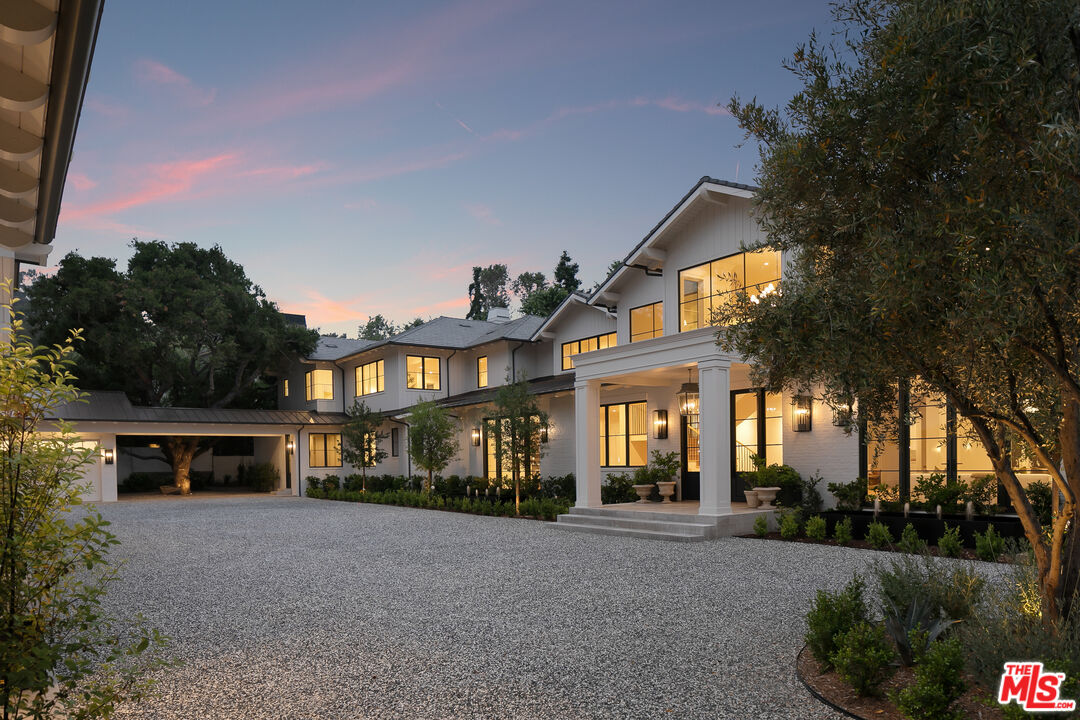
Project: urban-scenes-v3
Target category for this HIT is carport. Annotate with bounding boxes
[49,391,348,502]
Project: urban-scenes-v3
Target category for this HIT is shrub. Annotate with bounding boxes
[246,463,279,492]
[779,511,801,539]
[833,516,853,545]
[865,521,893,549]
[897,523,927,554]
[1025,479,1053,526]
[964,473,998,513]
[601,473,638,504]
[936,524,963,558]
[306,475,321,491]
[912,472,966,510]
[322,475,341,491]
[805,515,827,541]
[883,597,957,666]
[344,474,365,491]
[974,525,1004,562]
[894,635,966,720]
[754,515,768,537]
[874,554,984,626]
[805,574,869,668]
[538,473,575,500]
[830,621,894,696]
[798,472,825,514]
[118,471,175,493]
[827,477,868,511]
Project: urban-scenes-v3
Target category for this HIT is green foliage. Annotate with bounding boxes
[894,635,966,720]
[913,473,966,510]
[407,400,459,490]
[341,400,389,487]
[553,251,581,293]
[1,304,170,718]
[897,523,927,555]
[936,524,963,558]
[490,374,549,512]
[754,515,769,538]
[874,554,984,627]
[466,264,510,320]
[1025,480,1054,526]
[779,511,801,539]
[602,473,638,505]
[723,0,1080,620]
[798,472,824,514]
[310,484,570,520]
[322,475,340,491]
[305,475,321,491]
[865,521,893,549]
[648,450,681,482]
[882,596,957,667]
[833,516,853,545]
[974,525,1004,562]
[829,621,894,697]
[805,514,827,541]
[805,575,869,669]
[357,314,397,340]
[245,463,279,492]
[827,478,867,511]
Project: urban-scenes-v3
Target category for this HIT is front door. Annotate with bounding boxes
[680,413,700,500]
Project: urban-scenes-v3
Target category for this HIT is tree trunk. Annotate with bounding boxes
[514,465,520,516]
[426,469,432,493]
[166,437,199,495]
[362,464,367,493]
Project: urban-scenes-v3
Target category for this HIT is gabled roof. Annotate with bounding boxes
[315,314,546,362]
[51,391,349,426]
[529,291,612,340]
[590,176,757,303]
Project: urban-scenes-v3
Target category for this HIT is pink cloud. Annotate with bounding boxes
[84,96,130,121]
[465,203,501,226]
[651,96,729,116]
[407,297,470,317]
[279,291,373,326]
[67,172,98,191]
[133,58,217,107]
[237,163,325,181]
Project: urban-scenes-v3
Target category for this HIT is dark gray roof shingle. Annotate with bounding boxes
[52,391,348,426]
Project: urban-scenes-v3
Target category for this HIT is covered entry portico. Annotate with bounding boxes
[571,327,740,517]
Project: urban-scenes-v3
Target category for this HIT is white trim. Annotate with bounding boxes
[571,327,740,381]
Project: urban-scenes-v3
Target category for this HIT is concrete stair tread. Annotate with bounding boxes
[556,513,713,532]
[553,521,708,542]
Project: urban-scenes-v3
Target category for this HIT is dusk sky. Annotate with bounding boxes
[54,0,837,336]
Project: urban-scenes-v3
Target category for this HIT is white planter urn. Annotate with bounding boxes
[743,489,760,508]
[754,486,780,509]
[656,481,677,503]
[632,484,654,504]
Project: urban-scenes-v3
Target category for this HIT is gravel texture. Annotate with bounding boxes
[93,495,984,720]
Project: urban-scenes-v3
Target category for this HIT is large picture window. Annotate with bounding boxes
[561,332,617,370]
[406,356,441,390]
[600,401,647,467]
[305,369,334,401]
[355,359,384,396]
[630,302,663,342]
[679,249,780,331]
[477,356,488,388]
[308,433,341,467]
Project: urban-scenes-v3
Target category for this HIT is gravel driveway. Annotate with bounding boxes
[97,495,892,719]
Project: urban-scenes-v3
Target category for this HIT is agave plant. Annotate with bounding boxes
[883,595,959,666]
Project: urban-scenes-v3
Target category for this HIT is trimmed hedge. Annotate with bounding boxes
[306,486,570,521]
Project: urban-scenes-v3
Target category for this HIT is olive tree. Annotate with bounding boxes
[723,0,1080,619]
[1,303,169,718]
[341,400,388,491]
[406,399,458,492]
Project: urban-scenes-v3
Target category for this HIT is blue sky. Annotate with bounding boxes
[55,0,836,335]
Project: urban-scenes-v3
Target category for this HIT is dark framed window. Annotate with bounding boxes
[355,359,384,396]
[391,427,400,457]
[477,356,488,388]
[599,401,647,467]
[305,369,334,400]
[561,332,616,370]
[308,433,341,467]
[483,416,542,481]
[679,249,780,331]
[630,301,663,342]
[406,356,441,390]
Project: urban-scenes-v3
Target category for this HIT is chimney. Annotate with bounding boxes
[487,306,512,324]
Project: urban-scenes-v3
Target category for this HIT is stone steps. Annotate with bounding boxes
[554,505,774,542]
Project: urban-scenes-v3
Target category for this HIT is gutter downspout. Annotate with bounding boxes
[445,350,456,397]
[511,341,526,381]
[388,417,411,478]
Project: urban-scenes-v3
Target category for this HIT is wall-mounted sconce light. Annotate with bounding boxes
[103,448,115,465]
[792,395,813,432]
[652,409,668,439]
[539,425,549,443]
[471,427,481,446]
[286,437,295,453]
[832,402,853,427]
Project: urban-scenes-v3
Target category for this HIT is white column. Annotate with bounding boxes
[698,359,731,516]
[574,378,602,507]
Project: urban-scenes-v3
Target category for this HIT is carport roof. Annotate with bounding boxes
[52,391,349,426]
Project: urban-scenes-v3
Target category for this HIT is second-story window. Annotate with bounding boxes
[305,369,334,400]
[561,332,616,370]
[355,359,384,396]
[679,249,780,331]
[406,355,441,390]
[477,356,488,388]
[630,302,663,342]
